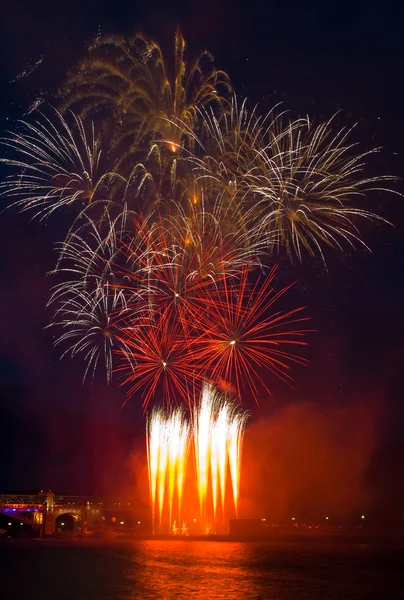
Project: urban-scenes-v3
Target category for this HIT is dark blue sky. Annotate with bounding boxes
[0,0,403,501]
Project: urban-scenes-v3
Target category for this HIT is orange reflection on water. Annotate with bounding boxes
[130,540,267,599]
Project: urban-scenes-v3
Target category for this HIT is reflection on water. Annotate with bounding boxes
[2,539,403,599]
[132,541,271,599]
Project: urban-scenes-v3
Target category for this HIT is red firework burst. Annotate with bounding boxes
[116,310,203,409]
[115,214,310,407]
[190,265,310,402]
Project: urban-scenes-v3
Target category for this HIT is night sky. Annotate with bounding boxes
[0,0,403,518]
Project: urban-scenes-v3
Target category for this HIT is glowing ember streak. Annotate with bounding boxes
[228,410,248,517]
[167,409,190,526]
[193,381,248,530]
[181,522,188,535]
[157,429,168,525]
[146,407,190,533]
[193,383,215,524]
[192,264,309,403]
[146,409,163,533]
[216,403,231,516]
[210,420,219,519]
[148,384,247,534]
[176,418,190,519]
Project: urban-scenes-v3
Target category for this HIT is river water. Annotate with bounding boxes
[1,539,403,599]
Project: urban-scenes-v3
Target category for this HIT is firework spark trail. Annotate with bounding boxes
[157,426,168,526]
[119,211,227,323]
[47,216,142,382]
[167,408,190,527]
[193,382,215,525]
[215,403,231,517]
[0,110,126,220]
[210,419,219,519]
[116,311,203,408]
[146,407,190,532]
[50,284,125,382]
[192,264,310,402]
[210,402,233,520]
[247,115,395,262]
[228,410,248,517]
[193,381,248,530]
[176,415,190,519]
[146,409,162,534]
[182,98,397,263]
[167,421,178,528]
[47,205,309,401]
[148,388,247,534]
[118,206,263,322]
[59,31,231,154]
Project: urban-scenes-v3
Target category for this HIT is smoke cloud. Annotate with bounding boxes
[240,397,381,522]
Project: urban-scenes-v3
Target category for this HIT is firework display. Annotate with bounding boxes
[194,382,248,523]
[148,382,248,533]
[0,31,394,401]
[0,28,398,537]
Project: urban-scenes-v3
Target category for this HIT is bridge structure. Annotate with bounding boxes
[0,490,105,535]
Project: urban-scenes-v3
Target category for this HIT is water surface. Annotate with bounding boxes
[2,539,403,599]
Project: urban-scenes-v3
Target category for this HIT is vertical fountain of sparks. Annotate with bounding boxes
[167,409,190,526]
[216,403,231,518]
[148,384,247,534]
[146,409,163,534]
[210,419,219,520]
[194,381,248,530]
[176,414,190,520]
[228,410,248,517]
[157,427,168,525]
[193,382,216,527]
[147,407,190,533]
[167,414,179,528]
